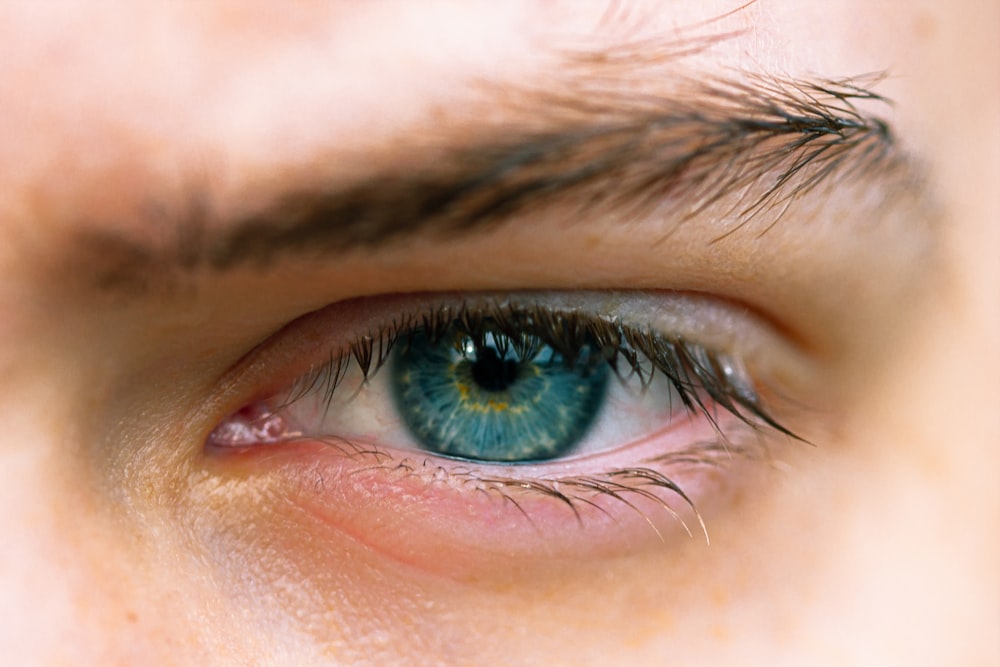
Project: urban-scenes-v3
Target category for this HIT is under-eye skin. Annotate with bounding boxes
[204,291,812,564]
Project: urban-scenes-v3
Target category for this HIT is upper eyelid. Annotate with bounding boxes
[217,289,809,400]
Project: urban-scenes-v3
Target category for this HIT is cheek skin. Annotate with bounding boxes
[181,432,824,665]
[180,466,489,664]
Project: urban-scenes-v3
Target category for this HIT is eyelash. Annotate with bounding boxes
[213,298,798,536]
[282,301,789,434]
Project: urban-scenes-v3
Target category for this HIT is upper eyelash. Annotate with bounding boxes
[279,300,798,441]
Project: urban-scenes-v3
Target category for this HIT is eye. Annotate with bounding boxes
[203,291,811,576]
[388,324,612,463]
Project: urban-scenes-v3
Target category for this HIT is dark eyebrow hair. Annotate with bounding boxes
[81,71,905,292]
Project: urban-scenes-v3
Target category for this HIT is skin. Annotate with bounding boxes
[0,1,997,665]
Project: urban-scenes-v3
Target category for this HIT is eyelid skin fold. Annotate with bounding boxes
[200,290,817,578]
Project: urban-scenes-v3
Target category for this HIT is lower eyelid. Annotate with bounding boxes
[203,411,772,578]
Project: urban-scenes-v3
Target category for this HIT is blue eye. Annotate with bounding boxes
[391,326,610,462]
[205,293,803,567]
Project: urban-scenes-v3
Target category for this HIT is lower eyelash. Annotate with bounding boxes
[273,430,774,542]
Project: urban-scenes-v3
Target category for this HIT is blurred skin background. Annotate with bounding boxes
[0,1,997,665]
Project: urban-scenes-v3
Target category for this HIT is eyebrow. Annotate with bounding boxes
[80,70,907,292]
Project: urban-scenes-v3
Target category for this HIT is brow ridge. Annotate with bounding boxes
[81,72,901,292]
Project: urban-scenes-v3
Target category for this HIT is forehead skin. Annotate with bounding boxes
[0,1,997,666]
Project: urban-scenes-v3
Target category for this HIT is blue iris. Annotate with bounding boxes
[390,326,610,462]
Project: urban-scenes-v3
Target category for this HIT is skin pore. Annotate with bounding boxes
[0,1,997,666]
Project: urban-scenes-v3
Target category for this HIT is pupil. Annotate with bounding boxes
[471,347,519,391]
